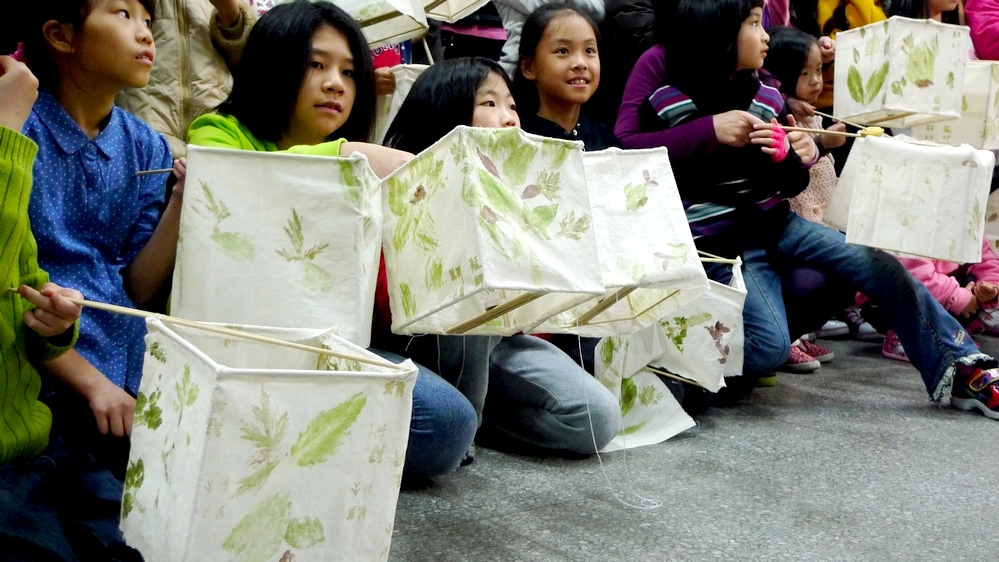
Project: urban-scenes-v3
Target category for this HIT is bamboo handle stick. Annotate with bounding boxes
[133,168,175,177]
[641,366,706,389]
[445,292,545,335]
[572,286,638,327]
[6,288,402,370]
[781,126,862,138]
[813,110,867,130]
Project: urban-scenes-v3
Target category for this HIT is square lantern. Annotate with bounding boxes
[422,0,490,22]
[337,0,429,48]
[834,16,971,128]
[121,319,417,562]
[174,146,382,347]
[908,61,999,149]
[381,126,605,336]
[372,64,429,145]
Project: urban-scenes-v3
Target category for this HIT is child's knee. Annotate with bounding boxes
[744,332,792,375]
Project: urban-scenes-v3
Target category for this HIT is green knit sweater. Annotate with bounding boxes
[0,126,78,464]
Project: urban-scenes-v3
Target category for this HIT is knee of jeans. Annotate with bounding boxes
[566,386,621,454]
[744,331,792,375]
[404,387,477,478]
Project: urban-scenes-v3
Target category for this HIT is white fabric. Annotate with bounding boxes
[983,185,999,260]
[381,126,605,335]
[373,64,429,145]
[834,17,971,128]
[334,0,429,48]
[536,147,710,336]
[908,61,999,150]
[121,319,416,562]
[830,136,994,264]
[423,0,491,22]
[173,146,382,347]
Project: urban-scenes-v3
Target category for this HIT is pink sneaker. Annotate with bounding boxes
[881,330,909,362]
[780,342,821,373]
[976,307,999,336]
[796,339,834,363]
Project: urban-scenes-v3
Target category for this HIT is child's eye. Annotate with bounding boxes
[481,100,496,107]
[144,18,153,28]
[342,68,353,77]
[509,104,517,112]
[118,9,130,18]
[310,61,324,69]
[586,47,597,55]
[556,47,569,55]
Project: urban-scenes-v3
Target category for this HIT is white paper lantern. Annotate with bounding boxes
[381,126,605,336]
[908,61,999,149]
[422,0,490,22]
[828,136,995,263]
[335,0,429,48]
[173,146,382,347]
[834,17,971,128]
[121,319,417,562]
[535,147,710,337]
[372,64,429,145]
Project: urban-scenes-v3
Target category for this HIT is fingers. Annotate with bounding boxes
[110,412,126,438]
[829,121,847,132]
[124,408,134,436]
[0,55,15,75]
[786,114,797,128]
[95,410,110,435]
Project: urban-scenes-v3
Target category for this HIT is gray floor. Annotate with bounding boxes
[388,337,999,562]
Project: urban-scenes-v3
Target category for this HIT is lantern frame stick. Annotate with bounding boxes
[422,37,434,65]
[134,168,174,177]
[556,289,683,329]
[445,291,546,335]
[642,366,706,389]
[696,250,740,265]
[571,286,639,326]
[6,288,403,370]
[813,110,868,130]
[863,112,915,125]
[780,126,863,138]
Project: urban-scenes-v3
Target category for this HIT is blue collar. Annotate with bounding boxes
[32,88,122,159]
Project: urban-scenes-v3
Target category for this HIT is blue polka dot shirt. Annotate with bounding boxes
[23,89,172,394]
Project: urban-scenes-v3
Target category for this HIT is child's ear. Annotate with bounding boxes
[520,57,537,81]
[41,20,76,56]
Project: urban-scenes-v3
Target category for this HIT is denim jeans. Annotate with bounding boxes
[705,212,992,400]
[0,435,142,562]
[368,349,478,478]
[479,335,621,455]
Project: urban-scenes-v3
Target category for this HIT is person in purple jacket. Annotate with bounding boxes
[614,0,999,420]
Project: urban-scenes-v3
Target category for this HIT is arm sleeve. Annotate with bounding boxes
[966,0,999,60]
[122,130,172,265]
[615,47,721,159]
[187,113,344,156]
[895,255,972,315]
[209,2,257,69]
[968,238,999,286]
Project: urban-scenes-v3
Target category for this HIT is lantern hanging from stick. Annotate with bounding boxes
[381,126,605,336]
[834,16,971,128]
[908,61,999,150]
[337,0,430,48]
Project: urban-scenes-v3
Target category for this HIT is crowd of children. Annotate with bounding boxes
[2,0,999,557]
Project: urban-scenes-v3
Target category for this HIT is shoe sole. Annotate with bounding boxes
[778,363,821,373]
[881,351,909,362]
[810,353,834,363]
[814,327,850,338]
[951,396,999,420]
[855,332,884,342]
[755,375,778,387]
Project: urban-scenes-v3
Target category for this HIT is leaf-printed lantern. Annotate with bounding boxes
[833,136,995,263]
[121,319,417,562]
[422,0,490,22]
[173,146,382,347]
[381,126,605,336]
[908,61,999,149]
[335,0,429,48]
[834,17,971,128]
[535,147,710,337]
[372,64,429,145]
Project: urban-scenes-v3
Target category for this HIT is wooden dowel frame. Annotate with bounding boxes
[864,112,915,125]
[571,286,638,327]
[641,366,706,389]
[781,126,862,138]
[813,110,867,130]
[445,291,546,335]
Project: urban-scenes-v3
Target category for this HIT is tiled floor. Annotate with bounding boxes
[388,337,999,561]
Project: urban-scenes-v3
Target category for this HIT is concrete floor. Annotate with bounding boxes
[388,337,999,562]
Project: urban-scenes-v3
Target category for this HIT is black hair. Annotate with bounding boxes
[664,0,766,106]
[888,0,961,24]
[12,0,157,89]
[384,57,512,154]
[219,0,375,143]
[763,26,819,96]
[512,3,602,117]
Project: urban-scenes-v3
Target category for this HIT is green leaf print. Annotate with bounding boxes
[624,182,648,211]
[638,384,663,407]
[223,493,292,562]
[847,66,864,104]
[534,170,562,201]
[600,338,618,367]
[620,377,637,416]
[903,33,937,88]
[134,389,163,430]
[502,142,537,186]
[338,160,363,206]
[555,210,591,240]
[284,517,325,549]
[198,182,255,262]
[400,283,417,319]
[235,461,279,497]
[426,258,444,290]
[386,176,409,217]
[477,169,523,218]
[147,341,167,363]
[122,459,145,518]
[235,389,289,496]
[621,421,648,435]
[946,71,955,89]
[291,392,367,466]
[275,209,333,293]
[174,365,199,425]
[863,62,889,105]
[525,204,558,236]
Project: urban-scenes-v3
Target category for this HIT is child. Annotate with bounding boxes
[889,0,964,24]
[384,57,621,455]
[188,0,480,478]
[616,0,999,420]
[17,0,183,466]
[0,55,142,562]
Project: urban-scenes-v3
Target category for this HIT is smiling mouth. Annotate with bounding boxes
[568,78,589,85]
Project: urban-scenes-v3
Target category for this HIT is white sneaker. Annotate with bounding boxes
[814,319,849,339]
[843,306,882,341]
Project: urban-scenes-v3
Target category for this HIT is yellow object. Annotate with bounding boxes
[860,127,885,137]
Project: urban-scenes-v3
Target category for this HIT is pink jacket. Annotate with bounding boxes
[895,239,999,314]
[966,0,999,60]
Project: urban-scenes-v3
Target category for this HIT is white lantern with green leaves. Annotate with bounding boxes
[908,61,999,149]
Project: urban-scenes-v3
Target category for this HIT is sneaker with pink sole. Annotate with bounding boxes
[881,330,909,362]
[796,339,834,363]
[780,342,821,373]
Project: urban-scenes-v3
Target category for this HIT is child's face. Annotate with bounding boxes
[472,71,519,129]
[930,0,959,16]
[70,0,155,89]
[735,7,769,72]
[521,14,600,109]
[287,25,356,145]
[794,43,823,104]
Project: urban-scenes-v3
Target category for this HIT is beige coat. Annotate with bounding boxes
[117,0,256,156]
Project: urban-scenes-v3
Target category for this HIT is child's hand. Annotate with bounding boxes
[172,157,187,198]
[375,67,396,96]
[0,56,39,133]
[975,281,998,304]
[715,110,764,148]
[86,376,136,437]
[786,98,815,118]
[818,36,836,64]
[750,118,790,156]
[822,121,848,150]
[18,283,83,339]
[785,115,818,164]
[962,282,981,317]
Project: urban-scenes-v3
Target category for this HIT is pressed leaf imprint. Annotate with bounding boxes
[196,182,255,261]
[122,459,145,518]
[291,392,367,466]
[235,389,289,496]
[134,388,163,430]
[275,208,333,292]
[174,365,199,425]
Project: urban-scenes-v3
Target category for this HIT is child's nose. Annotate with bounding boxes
[324,72,344,92]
